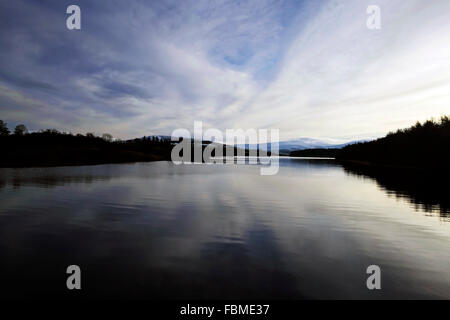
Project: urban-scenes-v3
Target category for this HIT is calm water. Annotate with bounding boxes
[0,158,449,299]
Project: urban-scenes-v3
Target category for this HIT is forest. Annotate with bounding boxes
[0,120,172,167]
[336,116,450,169]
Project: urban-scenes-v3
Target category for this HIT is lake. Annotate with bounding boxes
[0,158,449,299]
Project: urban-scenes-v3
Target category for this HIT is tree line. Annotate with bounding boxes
[0,120,119,141]
[0,120,173,167]
[0,120,29,136]
[336,116,450,168]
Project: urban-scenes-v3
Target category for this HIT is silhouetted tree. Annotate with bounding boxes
[337,115,450,168]
[0,124,173,167]
[290,148,339,158]
[39,129,60,134]
[0,120,10,136]
[14,124,28,136]
[102,133,113,142]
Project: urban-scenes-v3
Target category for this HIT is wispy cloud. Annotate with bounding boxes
[0,0,449,140]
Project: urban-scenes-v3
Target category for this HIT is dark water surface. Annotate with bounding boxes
[0,158,449,299]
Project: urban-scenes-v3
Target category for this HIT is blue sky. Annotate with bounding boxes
[0,0,449,141]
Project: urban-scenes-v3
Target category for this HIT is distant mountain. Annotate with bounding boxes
[148,135,364,155]
[277,138,359,151]
[237,138,362,155]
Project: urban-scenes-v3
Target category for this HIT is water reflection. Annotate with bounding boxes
[0,159,449,299]
[0,166,112,189]
[341,162,450,220]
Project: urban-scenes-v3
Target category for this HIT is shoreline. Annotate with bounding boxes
[336,158,446,171]
[0,155,170,169]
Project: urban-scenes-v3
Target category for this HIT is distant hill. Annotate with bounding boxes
[277,138,358,150]
[0,130,172,167]
[150,136,352,155]
[237,138,361,155]
[290,148,340,158]
[336,116,450,169]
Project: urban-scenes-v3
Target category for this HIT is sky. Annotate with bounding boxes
[0,0,449,142]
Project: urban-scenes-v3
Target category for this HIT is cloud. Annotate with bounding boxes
[234,0,450,139]
[0,0,449,140]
